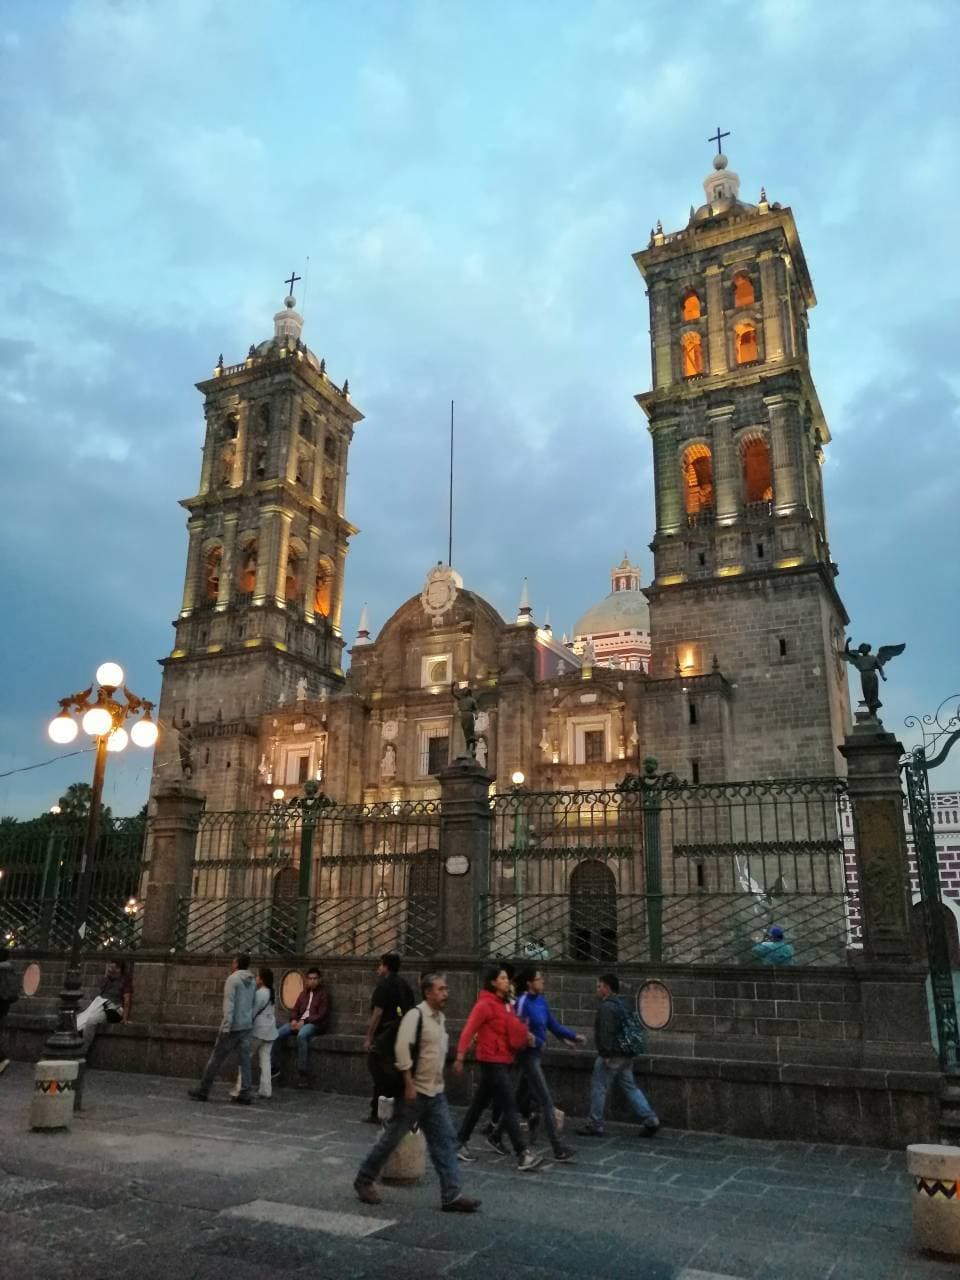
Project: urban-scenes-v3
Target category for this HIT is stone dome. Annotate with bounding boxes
[574,587,650,639]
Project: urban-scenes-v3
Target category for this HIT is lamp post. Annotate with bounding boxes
[44,662,158,1068]
[511,771,527,954]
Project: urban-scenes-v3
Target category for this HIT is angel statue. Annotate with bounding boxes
[842,638,906,718]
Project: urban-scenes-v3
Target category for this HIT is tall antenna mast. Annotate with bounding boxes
[447,399,454,567]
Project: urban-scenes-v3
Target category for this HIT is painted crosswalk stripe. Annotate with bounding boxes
[677,1270,745,1280]
[219,1199,397,1237]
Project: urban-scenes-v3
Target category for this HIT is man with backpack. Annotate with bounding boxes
[577,972,659,1138]
[0,952,19,1075]
[362,952,416,1122]
[354,972,480,1213]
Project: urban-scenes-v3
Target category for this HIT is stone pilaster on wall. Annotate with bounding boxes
[142,785,204,952]
[437,757,494,958]
[840,714,915,963]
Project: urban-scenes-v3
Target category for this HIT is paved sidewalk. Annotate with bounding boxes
[0,1063,952,1279]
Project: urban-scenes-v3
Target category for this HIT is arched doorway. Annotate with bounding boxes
[570,860,618,963]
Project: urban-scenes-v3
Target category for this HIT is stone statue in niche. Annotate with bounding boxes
[476,736,487,768]
[219,443,235,487]
[842,638,906,718]
[539,730,551,757]
[257,754,272,785]
[582,639,597,665]
[381,743,397,779]
[296,677,308,703]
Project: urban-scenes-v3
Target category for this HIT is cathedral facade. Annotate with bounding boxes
[150,151,850,814]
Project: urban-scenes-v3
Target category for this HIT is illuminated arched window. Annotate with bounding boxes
[237,538,257,593]
[735,322,759,365]
[681,443,714,515]
[741,434,773,504]
[681,290,701,321]
[680,331,704,378]
[314,558,334,616]
[732,273,755,308]
[203,545,223,600]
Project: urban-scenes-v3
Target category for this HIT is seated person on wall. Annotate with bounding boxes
[272,967,330,1088]
[751,925,794,966]
[76,961,132,1052]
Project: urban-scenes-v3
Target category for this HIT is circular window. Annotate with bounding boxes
[21,961,42,998]
[637,978,672,1031]
[279,969,305,1012]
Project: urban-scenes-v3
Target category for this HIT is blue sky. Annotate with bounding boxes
[0,0,957,817]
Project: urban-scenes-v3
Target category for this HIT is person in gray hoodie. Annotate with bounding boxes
[189,954,257,1104]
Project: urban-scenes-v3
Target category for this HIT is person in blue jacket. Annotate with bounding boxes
[490,967,583,1162]
[751,925,795,966]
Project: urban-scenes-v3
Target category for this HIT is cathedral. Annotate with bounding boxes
[150,148,851,813]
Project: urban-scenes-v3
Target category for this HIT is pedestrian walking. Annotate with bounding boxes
[362,951,416,1122]
[76,960,132,1053]
[0,951,19,1075]
[272,966,329,1088]
[453,965,543,1171]
[230,966,278,1100]
[188,954,256,1104]
[354,972,481,1213]
[578,973,659,1138]
[490,966,583,1161]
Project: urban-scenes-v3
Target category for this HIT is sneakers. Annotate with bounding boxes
[0,1058,10,1076]
[576,1125,603,1137]
[639,1122,660,1138]
[442,1195,481,1213]
[362,1114,380,1124]
[552,1146,576,1162]
[485,1133,508,1156]
[527,1113,540,1145]
[271,1068,280,1081]
[187,1088,208,1102]
[231,1094,252,1106]
[517,1149,544,1172]
[354,1180,381,1205]
[456,1145,478,1163]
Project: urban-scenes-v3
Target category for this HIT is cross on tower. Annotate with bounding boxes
[284,270,301,297]
[708,126,730,155]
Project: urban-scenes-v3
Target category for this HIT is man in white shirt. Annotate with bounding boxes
[354,972,480,1214]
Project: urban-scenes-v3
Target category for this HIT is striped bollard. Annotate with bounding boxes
[29,1060,80,1131]
[907,1144,960,1258]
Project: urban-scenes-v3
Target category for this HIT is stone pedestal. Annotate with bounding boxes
[839,713,914,962]
[30,1059,80,1131]
[382,1127,426,1184]
[142,785,205,950]
[908,1144,960,1258]
[437,757,495,958]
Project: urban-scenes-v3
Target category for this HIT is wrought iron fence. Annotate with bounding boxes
[0,815,148,952]
[482,777,852,967]
[177,797,441,958]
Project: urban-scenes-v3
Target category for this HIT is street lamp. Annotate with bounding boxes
[43,663,158,1066]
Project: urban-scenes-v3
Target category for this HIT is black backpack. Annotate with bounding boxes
[371,978,416,1059]
[376,1008,424,1099]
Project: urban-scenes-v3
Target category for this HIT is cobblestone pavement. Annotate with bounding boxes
[0,1063,953,1280]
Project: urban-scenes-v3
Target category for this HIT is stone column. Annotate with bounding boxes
[437,757,494,957]
[649,282,673,390]
[217,514,239,609]
[839,715,914,962]
[709,403,738,523]
[652,419,681,536]
[765,392,801,516]
[232,404,247,487]
[141,784,204,950]
[303,526,322,623]
[274,511,293,606]
[704,265,727,375]
[330,541,348,639]
[285,394,301,484]
[758,251,784,363]
[253,507,279,604]
[198,414,215,496]
[179,519,205,616]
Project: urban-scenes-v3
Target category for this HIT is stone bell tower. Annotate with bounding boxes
[150,282,363,809]
[634,145,850,777]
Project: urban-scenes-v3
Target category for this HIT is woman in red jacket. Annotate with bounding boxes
[453,966,543,1171]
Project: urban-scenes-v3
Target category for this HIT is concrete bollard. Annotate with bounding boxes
[30,1060,80,1131]
[382,1127,426,1184]
[907,1143,960,1258]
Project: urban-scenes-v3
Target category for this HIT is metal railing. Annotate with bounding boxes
[0,815,148,952]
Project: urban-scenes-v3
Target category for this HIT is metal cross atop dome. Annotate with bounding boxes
[708,126,730,155]
[284,270,302,296]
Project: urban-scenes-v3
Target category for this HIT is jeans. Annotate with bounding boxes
[494,1049,563,1151]
[198,1029,252,1098]
[233,1036,274,1098]
[356,1092,462,1205]
[589,1056,658,1131]
[273,1022,318,1074]
[77,998,115,1051]
[457,1062,525,1155]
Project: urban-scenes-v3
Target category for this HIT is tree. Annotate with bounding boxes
[56,783,113,825]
